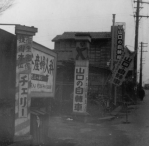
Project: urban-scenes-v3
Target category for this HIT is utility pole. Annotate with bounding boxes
[111,14,116,71]
[134,0,149,98]
[111,14,117,105]
[139,42,147,88]
[134,0,140,92]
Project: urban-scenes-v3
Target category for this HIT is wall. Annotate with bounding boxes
[0,29,16,144]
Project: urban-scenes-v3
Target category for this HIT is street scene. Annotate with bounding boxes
[0,0,149,146]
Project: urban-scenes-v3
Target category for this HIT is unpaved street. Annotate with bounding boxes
[114,90,149,146]
[47,90,149,146]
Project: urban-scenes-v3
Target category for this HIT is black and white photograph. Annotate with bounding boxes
[0,0,149,146]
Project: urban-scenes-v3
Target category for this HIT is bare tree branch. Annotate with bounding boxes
[0,0,15,14]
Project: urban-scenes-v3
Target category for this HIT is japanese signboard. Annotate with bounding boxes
[110,47,136,86]
[73,60,89,113]
[15,25,37,140]
[17,35,33,72]
[113,22,126,64]
[30,43,57,98]
[16,35,33,118]
[19,74,29,117]
[31,48,54,93]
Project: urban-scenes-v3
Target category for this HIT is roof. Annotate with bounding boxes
[52,32,111,41]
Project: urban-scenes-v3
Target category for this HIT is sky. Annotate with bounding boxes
[0,0,149,83]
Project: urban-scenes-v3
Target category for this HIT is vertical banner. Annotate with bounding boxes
[17,35,33,118]
[73,60,89,114]
[113,22,126,66]
[15,25,37,141]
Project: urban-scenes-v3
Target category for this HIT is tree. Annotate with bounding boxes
[0,0,14,14]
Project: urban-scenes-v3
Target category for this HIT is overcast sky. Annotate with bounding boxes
[1,0,149,83]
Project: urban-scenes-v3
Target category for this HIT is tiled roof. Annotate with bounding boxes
[52,32,111,41]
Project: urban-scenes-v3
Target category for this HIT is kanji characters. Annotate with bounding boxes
[32,54,54,75]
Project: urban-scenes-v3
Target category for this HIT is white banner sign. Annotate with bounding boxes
[73,61,88,113]
[111,47,135,86]
[113,22,126,65]
[17,35,33,118]
[31,48,55,93]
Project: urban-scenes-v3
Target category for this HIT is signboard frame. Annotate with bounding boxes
[30,42,57,98]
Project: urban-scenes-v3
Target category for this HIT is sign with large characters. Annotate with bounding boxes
[30,43,57,98]
[31,48,54,93]
[16,35,33,118]
[73,60,88,113]
[17,35,33,72]
[15,25,37,140]
[113,22,126,64]
[19,74,29,117]
[111,47,136,86]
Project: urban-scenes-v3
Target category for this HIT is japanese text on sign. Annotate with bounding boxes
[17,35,32,71]
[116,25,124,60]
[19,74,29,117]
[31,49,55,93]
[73,65,88,113]
[111,48,135,86]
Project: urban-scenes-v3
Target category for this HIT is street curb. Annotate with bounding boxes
[98,116,115,120]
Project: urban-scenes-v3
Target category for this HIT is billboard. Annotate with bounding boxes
[73,60,89,113]
[30,42,57,98]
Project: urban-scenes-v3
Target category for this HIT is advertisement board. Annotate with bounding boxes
[113,22,126,65]
[16,35,33,118]
[73,60,89,114]
[15,25,38,140]
[111,47,136,86]
[30,42,57,98]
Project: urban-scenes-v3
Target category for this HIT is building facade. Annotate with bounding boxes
[52,32,119,115]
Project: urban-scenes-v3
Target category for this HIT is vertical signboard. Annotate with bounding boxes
[17,35,33,118]
[73,34,90,114]
[73,60,89,113]
[113,22,126,66]
[15,25,37,141]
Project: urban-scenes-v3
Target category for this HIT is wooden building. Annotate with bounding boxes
[52,32,116,115]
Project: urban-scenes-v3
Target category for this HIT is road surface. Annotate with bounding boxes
[47,90,149,146]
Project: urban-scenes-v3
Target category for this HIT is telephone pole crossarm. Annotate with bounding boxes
[134,15,149,18]
[134,1,149,4]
